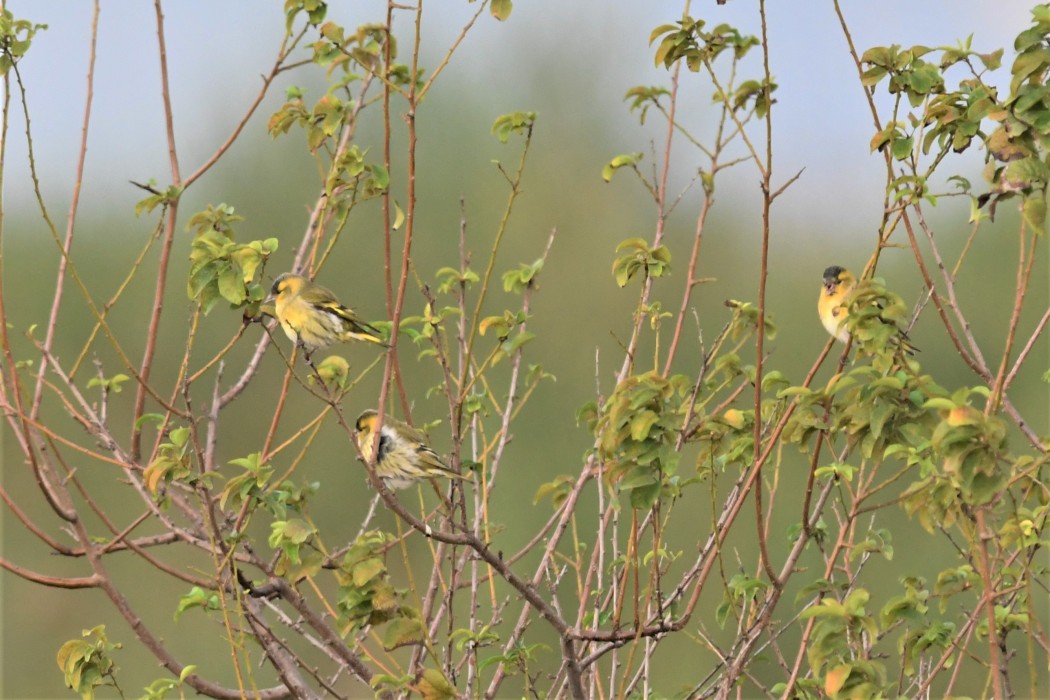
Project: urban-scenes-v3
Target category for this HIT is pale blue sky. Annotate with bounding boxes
[4,1,1033,223]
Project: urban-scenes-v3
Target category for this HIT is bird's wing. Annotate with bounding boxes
[392,420,429,444]
[415,444,451,471]
[321,301,382,336]
[309,283,340,305]
[385,421,460,475]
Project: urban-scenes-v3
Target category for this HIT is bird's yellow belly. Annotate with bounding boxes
[277,302,343,351]
[279,319,299,343]
[821,304,849,343]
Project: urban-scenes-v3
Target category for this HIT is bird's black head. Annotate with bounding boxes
[355,409,378,433]
[822,265,845,283]
[270,274,287,296]
[270,273,307,298]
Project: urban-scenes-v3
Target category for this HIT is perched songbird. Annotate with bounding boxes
[818,265,918,354]
[268,273,385,358]
[354,409,469,490]
[819,265,856,343]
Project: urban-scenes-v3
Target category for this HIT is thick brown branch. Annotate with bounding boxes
[0,558,99,588]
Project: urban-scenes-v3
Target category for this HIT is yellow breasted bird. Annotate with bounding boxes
[818,265,917,354]
[353,409,469,490]
[268,273,385,358]
[819,265,856,343]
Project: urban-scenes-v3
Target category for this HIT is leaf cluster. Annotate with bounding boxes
[186,204,277,315]
[56,626,121,700]
[335,531,424,652]
[588,370,692,509]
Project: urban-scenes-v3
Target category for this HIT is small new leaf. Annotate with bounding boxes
[491,111,536,143]
[602,152,643,182]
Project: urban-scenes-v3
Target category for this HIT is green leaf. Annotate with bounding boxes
[490,0,512,21]
[869,124,895,153]
[891,135,914,161]
[602,152,643,182]
[760,370,789,393]
[367,163,390,192]
[629,410,660,441]
[776,385,813,399]
[352,557,386,587]
[168,427,190,448]
[627,478,661,510]
[860,65,888,87]
[1023,191,1046,233]
[272,518,315,546]
[217,267,245,304]
[532,475,574,507]
[478,315,509,338]
[491,111,536,144]
[1011,48,1050,95]
[310,355,350,389]
[978,49,1003,71]
[383,616,424,650]
[500,330,535,355]
[56,626,120,699]
[174,587,220,621]
[134,413,165,430]
[715,599,732,629]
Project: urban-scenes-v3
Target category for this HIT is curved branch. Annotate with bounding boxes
[0,558,99,589]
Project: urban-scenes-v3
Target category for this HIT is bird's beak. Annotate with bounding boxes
[823,279,835,294]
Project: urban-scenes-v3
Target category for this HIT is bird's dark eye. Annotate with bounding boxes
[271,280,282,295]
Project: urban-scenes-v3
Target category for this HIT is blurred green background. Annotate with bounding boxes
[2,1,1046,697]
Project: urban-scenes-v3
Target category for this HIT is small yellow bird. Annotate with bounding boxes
[353,409,469,490]
[818,265,917,354]
[267,273,385,357]
[819,265,856,343]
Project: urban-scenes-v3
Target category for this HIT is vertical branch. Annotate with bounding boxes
[485,227,556,490]
[374,0,422,441]
[620,29,683,378]
[131,0,183,460]
[30,0,99,418]
[380,2,411,419]
[751,0,778,585]
[973,508,1005,700]
[381,2,395,312]
[0,64,79,523]
[986,225,1035,414]
[459,124,533,393]
[662,190,711,375]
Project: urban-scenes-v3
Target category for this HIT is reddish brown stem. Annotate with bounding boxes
[30,0,99,420]
[131,0,183,461]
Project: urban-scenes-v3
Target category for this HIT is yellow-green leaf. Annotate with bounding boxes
[382,616,424,650]
[490,0,512,21]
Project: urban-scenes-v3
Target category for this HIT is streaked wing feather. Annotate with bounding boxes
[317,301,383,339]
[415,444,450,471]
